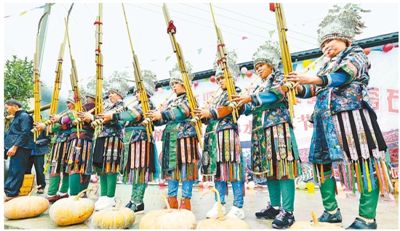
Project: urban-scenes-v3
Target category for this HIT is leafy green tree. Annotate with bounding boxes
[4,55,34,109]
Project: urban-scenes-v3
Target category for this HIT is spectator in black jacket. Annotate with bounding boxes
[4,99,34,201]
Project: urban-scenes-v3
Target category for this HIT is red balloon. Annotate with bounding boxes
[246,70,253,77]
[382,43,394,53]
[363,48,371,55]
[210,75,216,83]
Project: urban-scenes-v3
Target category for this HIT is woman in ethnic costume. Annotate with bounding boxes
[195,51,245,219]
[35,97,74,202]
[81,77,129,210]
[103,70,160,213]
[287,4,392,229]
[63,90,95,196]
[147,63,200,211]
[233,40,301,229]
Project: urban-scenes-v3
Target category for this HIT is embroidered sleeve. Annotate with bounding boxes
[242,103,254,116]
[210,106,233,119]
[250,73,284,107]
[250,92,278,107]
[209,89,239,119]
[114,108,141,123]
[160,98,190,123]
[317,70,351,88]
[335,47,369,83]
[297,84,316,98]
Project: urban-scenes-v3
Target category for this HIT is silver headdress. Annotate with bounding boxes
[252,40,281,69]
[106,75,129,99]
[214,49,239,80]
[169,61,193,86]
[318,4,369,47]
[140,69,157,97]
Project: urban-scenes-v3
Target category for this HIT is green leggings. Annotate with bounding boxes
[130,183,147,204]
[267,179,295,212]
[69,173,90,196]
[48,174,69,196]
[96,166,117,197]
[320,170,380,219]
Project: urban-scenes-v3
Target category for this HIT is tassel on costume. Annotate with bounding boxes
[320,164,325,184]
[354,161,362,193]
[374,160,383,193]
[364,159,372,192]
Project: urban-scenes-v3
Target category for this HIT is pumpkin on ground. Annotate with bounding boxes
[91,201,135,229]
[290,211,343,229]
[196,187,250,229]
[139,195,197,229]
[49,189,94,226]
[4,194,49,220]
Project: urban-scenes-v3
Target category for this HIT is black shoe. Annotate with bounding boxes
[346,217,377,229]
[317,208,342,223]
[125,201,145,213]
[255,204,280,219]
[272,209,295,229]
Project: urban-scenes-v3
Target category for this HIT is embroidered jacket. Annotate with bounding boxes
[203,86,241,132]
[96,100,125,139]
[114,100,156,142]
[61,102,95,141]
[52,114,72,143]
[155,93,197,139]
[298,46,372,115]
[201,87,243,178]
[243,70,292,129]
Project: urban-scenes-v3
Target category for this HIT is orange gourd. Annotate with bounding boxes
[49,189,94,226]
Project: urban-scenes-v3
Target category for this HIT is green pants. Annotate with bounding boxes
[267,179,295,212]
[319,170,339,212]
[130,183,147,204]
[48,174,69,196]
[96,166,117,197]
[69,173,90,196]
[320,170,380,219]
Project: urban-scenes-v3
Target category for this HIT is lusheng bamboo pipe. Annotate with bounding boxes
[270,3,296,120]
[32,12,49,141]
[65,3,83,139]
[49,23,68,117]
[209,3,239,123]
[94,3,104,116]
[122,3,153,141]
[162,3,203,149]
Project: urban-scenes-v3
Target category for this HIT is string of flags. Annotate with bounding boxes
[4,3,54,19]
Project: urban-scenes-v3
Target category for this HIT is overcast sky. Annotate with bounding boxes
[3,1,399,97]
